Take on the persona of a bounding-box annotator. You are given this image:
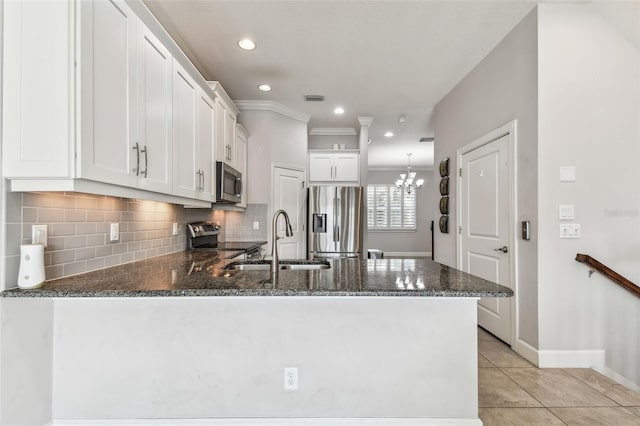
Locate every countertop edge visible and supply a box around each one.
[1,288,512,298]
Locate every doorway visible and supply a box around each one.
[272,164,306,259]
[457,121,517,345]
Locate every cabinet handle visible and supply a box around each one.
[140,145,148,178]
[196,170,201,191]
[200,170,205,191]
[132,142,140,176]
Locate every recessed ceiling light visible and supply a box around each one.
[398,114,406,123]
[334,107,345,115]
[238,39,256,51]
[257,84,271,92]
[384,131,394,138]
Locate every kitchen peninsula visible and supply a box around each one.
[1,253,511,425]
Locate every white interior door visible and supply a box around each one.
[273,166,306,259]
[459,133,513,344]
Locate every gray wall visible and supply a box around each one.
[536,3,639,386]
[432,9,539,347]
[366,170,433,254]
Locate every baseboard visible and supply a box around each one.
[595,365,640,393]
[52,418,482,426]
[514,338,539,366]
[538,349,605,368]
[383,252,431,257]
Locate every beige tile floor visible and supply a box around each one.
[477,327,640,425]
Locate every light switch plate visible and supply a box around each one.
[253,221,260,230]
[560,166,576,182]
[172,223,179,236]
[559,204,575,220]
[560,223,581,238]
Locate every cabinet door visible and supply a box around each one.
[137,22,172,193]
[80,0,137,186]
[334,153,360,182]
[308,153,334,181]
[226,110,237,168]
[214,98,228,166]
[235,128,248,207]
[197,91,215,201]
[172,60,198,198]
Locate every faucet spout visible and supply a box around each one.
[271,209,293,280]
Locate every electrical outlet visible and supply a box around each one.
[110,223,120,241]
[172,223,179,236]
[253,221,260,230]
[284,367,298,390]
[32,225,48,247]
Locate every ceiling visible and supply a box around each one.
[143,0,539,168]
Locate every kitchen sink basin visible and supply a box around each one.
[224,260,330,271]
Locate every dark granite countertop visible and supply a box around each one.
[214,241,266,251]
[0,252,513,298]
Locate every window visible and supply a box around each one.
[367,185,416,230]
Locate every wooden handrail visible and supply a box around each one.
[576,254,640,298]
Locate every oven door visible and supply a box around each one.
[216,162,242,203]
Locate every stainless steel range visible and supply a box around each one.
[186,222,266,259]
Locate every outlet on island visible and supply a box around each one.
[284,367,298,390]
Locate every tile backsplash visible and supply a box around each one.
[3,192,268,286]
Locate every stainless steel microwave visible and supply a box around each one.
[216,162,242,203]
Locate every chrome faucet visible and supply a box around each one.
[271,209,294,280]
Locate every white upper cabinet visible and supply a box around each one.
[2,0,220,206]
[197,91,215,201]
[308,151,360,184]
[235,124,249,208]
[210,82,239,169]
[136,22,173,193]
[172,61,198,199]
[79,0,137,187]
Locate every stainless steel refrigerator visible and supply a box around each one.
[308,186,363,258]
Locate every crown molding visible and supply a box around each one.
[357,116,375,127]
[206,81,239,115]
[309,128,357,136]
[233,100,311,123]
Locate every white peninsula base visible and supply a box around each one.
[2,297,481,425]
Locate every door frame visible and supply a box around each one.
[271,162,307,258]
[456,120,518,346]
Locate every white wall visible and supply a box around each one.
[432,9,539,347]
[537,3,640,387]
[241,110,307,206]
[1,298,54,426]
[239,109,308,248]
[52,297,478,420]
[366,170,433,254]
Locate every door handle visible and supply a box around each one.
[494,246,508,253]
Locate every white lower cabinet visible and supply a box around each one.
[308,152,360,184]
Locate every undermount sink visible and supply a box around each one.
[223,260,330,271]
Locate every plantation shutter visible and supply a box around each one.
[366,184,417,230]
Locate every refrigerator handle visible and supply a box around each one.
[334,195,339,242]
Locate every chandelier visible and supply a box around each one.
[395,153,424,194]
